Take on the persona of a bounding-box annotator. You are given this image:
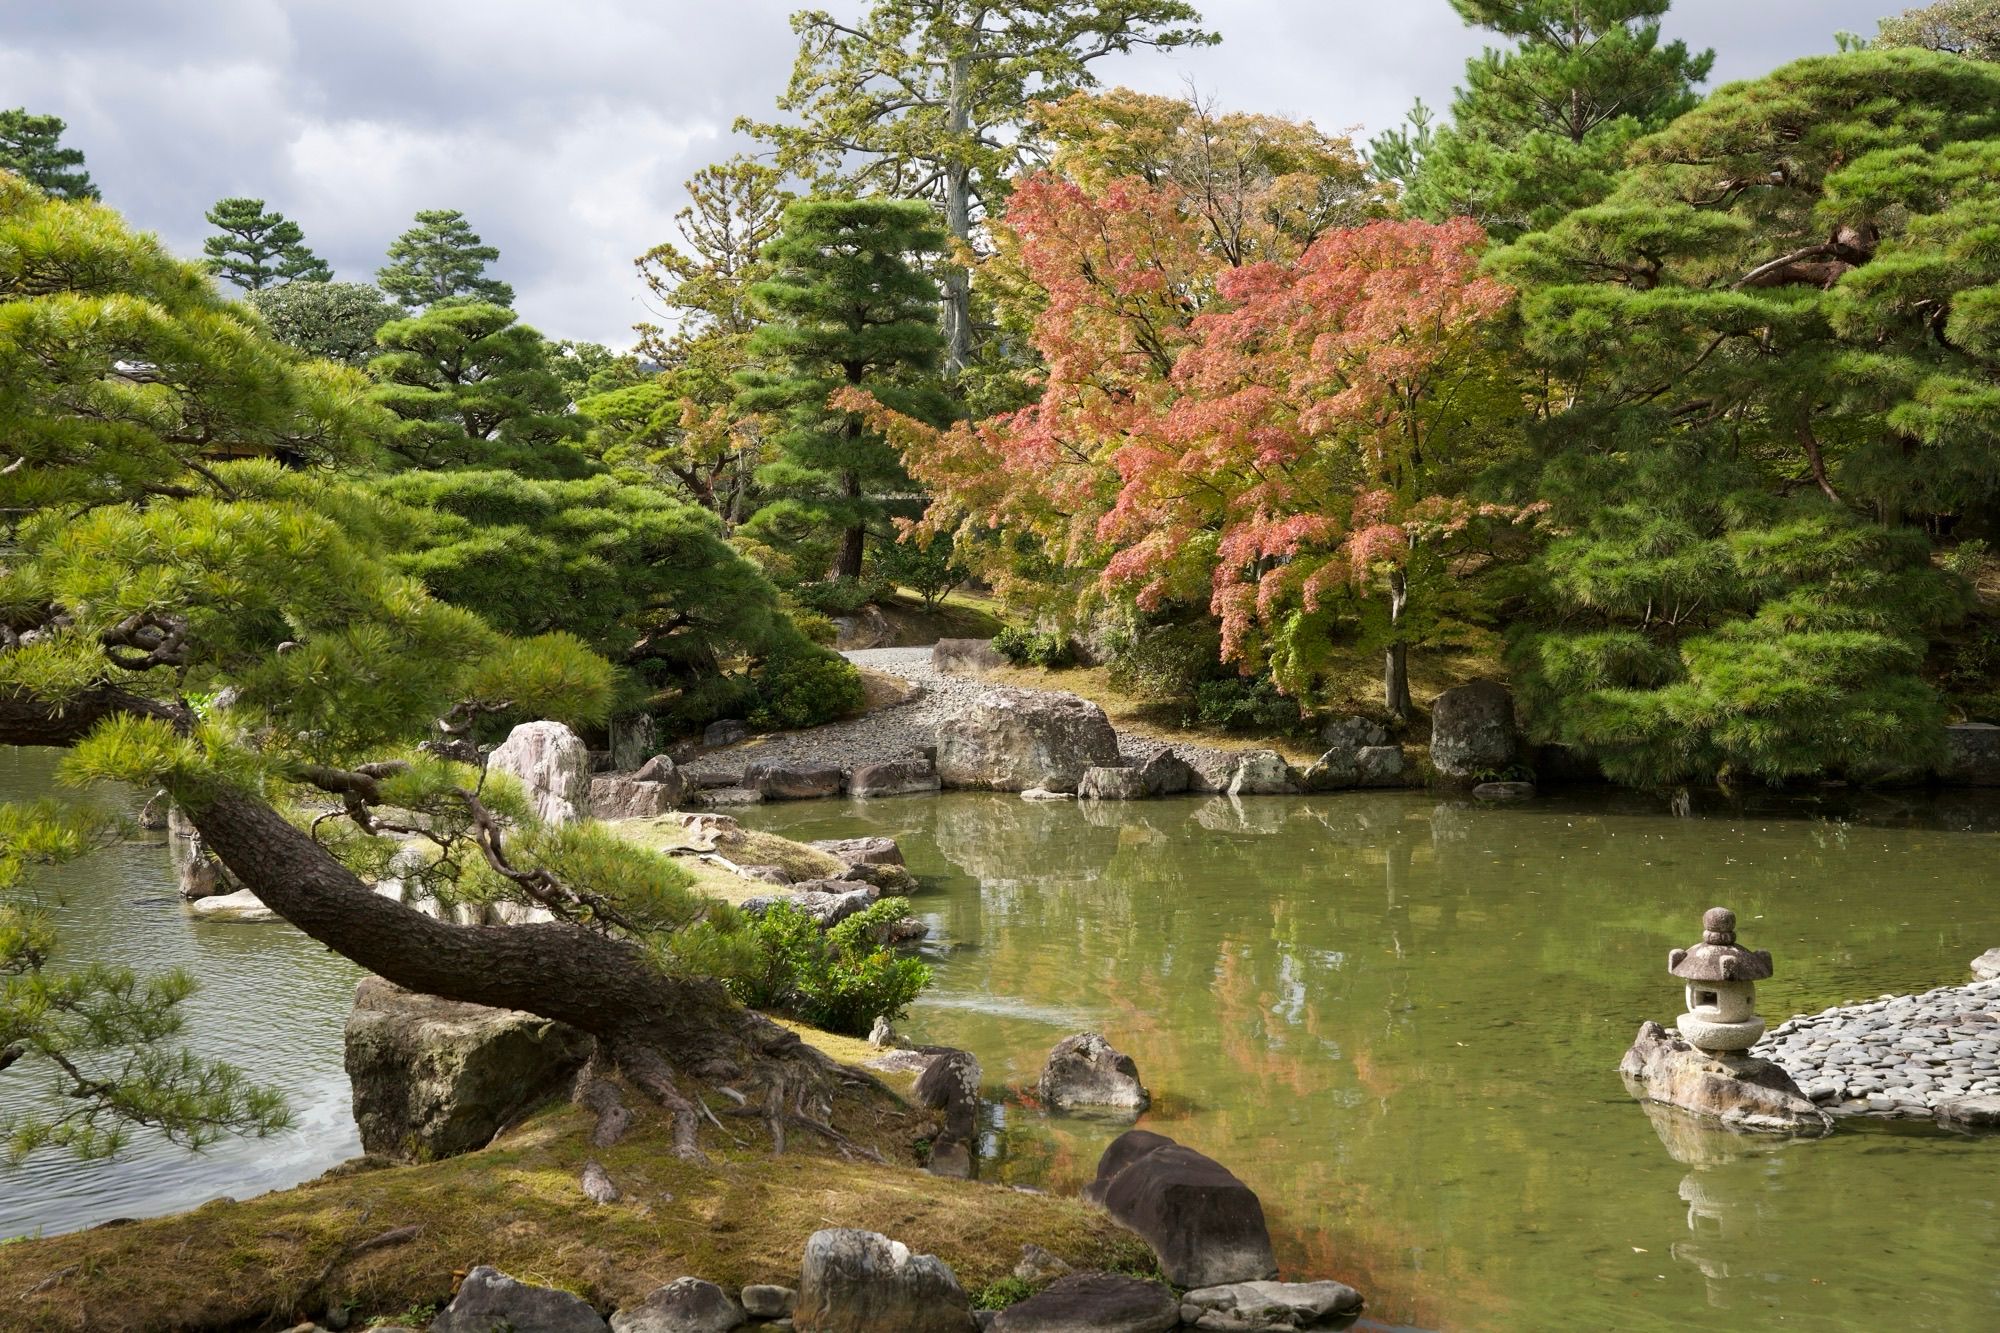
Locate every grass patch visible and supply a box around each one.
[0,1072,1147,1333]
[876,589,1009,647]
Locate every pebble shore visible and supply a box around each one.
[1756,977,2000,1120]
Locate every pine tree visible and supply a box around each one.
[0,108,97,200]
[377,208,513,309]
[742,1,1216,372]
[367,302,585,476]
[1382,1,1712,239]
[1493,49,1998,783]
[736,198,954,582]
[202,197,332,290]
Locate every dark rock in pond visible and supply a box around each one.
[745,762,845,801]
[741,1284,796,1319]
[1428,679,1519,782]
[1078,765,1148,801]
[809,835,905,867]
[989,1273,1179,1333]
[1135,749,1192,796]
[1082,1130,1278,1288]
[703,719,750,749]
[1618,1021,1831,1135]
[933,638,1007,677]
[610,1277,744,1333]
[430,1265,608,1333]
[1472,781,1534,801]
[851,755,942,798]
[1941,723,2000,786]
[936,688,1121,793]
[345,977,593,1163]
[794,1228,978,1332]
[1935,1096,2000,1130]
[1039,1032,1149,1113]
[1180,1279,1364,1328]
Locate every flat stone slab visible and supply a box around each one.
[1755,978,2000,1125]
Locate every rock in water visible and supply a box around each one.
[1038,1033,1149,1113]
[808,836,905,867]
[187,887,278,922]
[1973,948,2000,982]
[1082,1130,1279,1288]
[851,756,942,798]
[745,762,845,801]
[431,1266,608,1333]
[936,688,1120,793]
[1180,1279,1365,1328]
[488,720,592,824]
[988,1274,1179,1332]
[794,1228,978,1332]
[1078,765,1148,801]
[344,977,593,1162]
[1227,749,1296,796]
[1429,679,1519,782]
[1618,1021,1831,1135]
[1135,749,1192,796]
[610,1277,744,1332]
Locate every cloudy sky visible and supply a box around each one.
[4,0,1893,347]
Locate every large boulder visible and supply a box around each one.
[431,1266,608,1333]
[187,888,279,922]
[988,1274,1179,1333]
[851,756,941,798]
[1303,743,1409,792]
[1941,723,2000,786]
[740,885,879,929]
[1078,765,1148,801]
[1081,1130,1278,1288]
[794,1229,977,1332]
[610,714,659,773]
[914,1048,982,1178]
[1183,749,1240,794]
[1135,749,1192,796]
[1227,749,1296,796]
[932,638,1006,677]
[345,977,593,1162]
[1428,680,1518,782]
[936,689,1120,793]
[610,1278,745,1333]
[488,720,593,824]
[1180,1279,1365,1329]
[591,771,686,820]
[1319,715,1391,750]
[809,836,905,867]
[745,762,846,801]
[1039,1032,1149,1113]
[1618,1021,1832,1135]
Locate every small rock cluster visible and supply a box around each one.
[1754,974,2000,1123]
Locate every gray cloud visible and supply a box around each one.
[2,0,1894,346]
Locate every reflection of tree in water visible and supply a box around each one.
[748,789,2000,1331]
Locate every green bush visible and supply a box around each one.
[992,626,1078,670]
[1106,619,1228,701]
[792,575,892,617]
[750,642,866,730]
[1192,675,1306,736]
[876,533,968,608]
[724,898,932,1036]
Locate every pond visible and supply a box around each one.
[744,788,2000,1332]
[6,747,2000,1331]
[0,747,363,1241]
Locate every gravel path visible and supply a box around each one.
[682,645,1175,779]
[1758,977,2000,1121]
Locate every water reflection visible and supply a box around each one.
[748,788,2000,1332]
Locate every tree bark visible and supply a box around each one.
[1384,567,1414,720]
[835,469,866,579]
[941,54,974,376]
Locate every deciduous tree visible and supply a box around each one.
[247,281,399,366]
[742,1,1216,372]
[1875,0,2000,57]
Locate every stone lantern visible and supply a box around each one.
[1668,908,1772,1053]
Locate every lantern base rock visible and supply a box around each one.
[1620,1021,1833,1136]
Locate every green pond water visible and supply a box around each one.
[743,789,2000,1332]
[7,740,2000,1331]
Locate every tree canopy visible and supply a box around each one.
[247,280,400,367]
[0,109,97,200]
[202,197,332,291]
[378,209,514,309]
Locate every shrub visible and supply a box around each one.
[1106,619,1228,701]
[750,642,866,730]
[876,533,969,608]
[992,626,1078,670]
[791,575,891,617]
[724,898,932,1036]
[1192,674,1306,735]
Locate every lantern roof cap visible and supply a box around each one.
[1668,907,1773,982]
